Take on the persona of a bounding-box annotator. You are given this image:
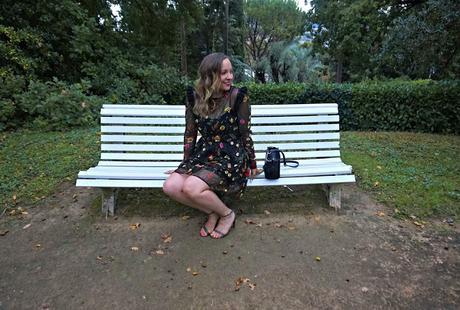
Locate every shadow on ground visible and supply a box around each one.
[0,183,459,309]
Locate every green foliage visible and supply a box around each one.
[241,80,460,134]
[244,0,307,82]
[0,74,27,130]
[309,0,460,82]
[14,79,103,130]
[342,132,460,219]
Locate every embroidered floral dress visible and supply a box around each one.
[175,86,257,200]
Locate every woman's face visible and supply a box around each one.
[219,58,234,92]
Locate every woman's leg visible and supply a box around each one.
[163,173,220,235]
[182,176,236,238]
[163,172,212,214]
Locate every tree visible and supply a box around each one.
[378,0,460,79]
[244,0,306,82]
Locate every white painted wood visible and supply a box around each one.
[101,117,185,125]
[101,115,339,125]
[102,103,338,110]
[251,115,339,124]
[96,157,343,167]
[252,124,339,133]
[100,150,341,161]
[100,132,340,143]
[77,174,355,188]
[101,126,184,134]
[79,164,352,180]
[100,141,340,152]
[101,106,338,117]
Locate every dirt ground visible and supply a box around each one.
[0,183,459,310]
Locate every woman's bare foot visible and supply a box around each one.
[199,212,219,237]
[210,210,236,239]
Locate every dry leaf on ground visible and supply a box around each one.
[376,211,385,217]
[22,223,31,230]
[130,223,141,230]
[181,215,190,220]
[264,210,271,215]
[161,233,172,243]
[130,246,139,251]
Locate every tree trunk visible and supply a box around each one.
[335,61,343,83]
[180,15,187,75]
[224,0,229,55]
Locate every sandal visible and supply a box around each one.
[210,210,236,239]
[199,212,218,237]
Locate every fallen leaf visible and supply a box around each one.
[181,215,190,220]
[287,225,296,230]
[0,230,9,236]
[244,219,256,225]
[409,215,417,220]
[96,256,103,260]
[186,267,192,272]
[255,223,263,228]
[21,211,29,215]
[23,223,31,230]
[361,287,369,293]
[13,194,17,202]
[153,249,165,255]
[274,223,283,228]
[376,211,385,217]
[315,256,321,261]
[235,277,251,291]
[377,165,382,170]
[130,223,141,230]
[161,233,172,243]
[373,181,380,187]
[8,210,16,216]
[248,283,256,290]
[192,271,199,276]
[413,221,424,228]
[131,246,139,251]
[264,210,271,215]
[35,244,41,248]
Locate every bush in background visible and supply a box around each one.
[14,78,103,131]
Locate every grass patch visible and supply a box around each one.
[0,128,100,208]
[342,132,460,219]
[1,128,458,220]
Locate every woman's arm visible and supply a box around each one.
[182,87,197,161]
[236,88,257,172]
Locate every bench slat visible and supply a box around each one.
[101,132,340,143]
[101,107,338,117]
[100,150,341,161]
[96,157,344,167]
[100,124,339,134]
[100,142,340,152]
[100,115,339,125]
[76,174,355,188]
[102,103,338,110]
[79,164,352,180]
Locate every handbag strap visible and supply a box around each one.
[279,150,299,168]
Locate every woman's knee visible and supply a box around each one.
[163,177,182,197]
[182,178,204,199]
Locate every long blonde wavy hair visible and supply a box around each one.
[193,53,229,117]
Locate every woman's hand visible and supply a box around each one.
[249,168,263,179]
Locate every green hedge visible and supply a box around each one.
[241,80,460,134]
[1,78,458,133]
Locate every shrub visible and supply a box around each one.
[0,74,27,130]
[15,78,103,130]
[238,80,459,134]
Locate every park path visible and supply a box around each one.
[0,183,458,309]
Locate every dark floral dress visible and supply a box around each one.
[175,86,257,200]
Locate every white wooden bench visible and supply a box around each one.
[76,103,355,215]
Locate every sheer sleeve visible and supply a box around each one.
[182,86,197,161]
[236,87,257,169]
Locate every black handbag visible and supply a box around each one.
[263,147,299,179]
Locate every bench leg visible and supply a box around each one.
[322,184,342,212]
[101,188,117,216]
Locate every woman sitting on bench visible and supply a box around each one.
[163,53,261,239]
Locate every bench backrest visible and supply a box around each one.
[99,103,342,167]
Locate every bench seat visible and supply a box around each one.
[76,103,355,215]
